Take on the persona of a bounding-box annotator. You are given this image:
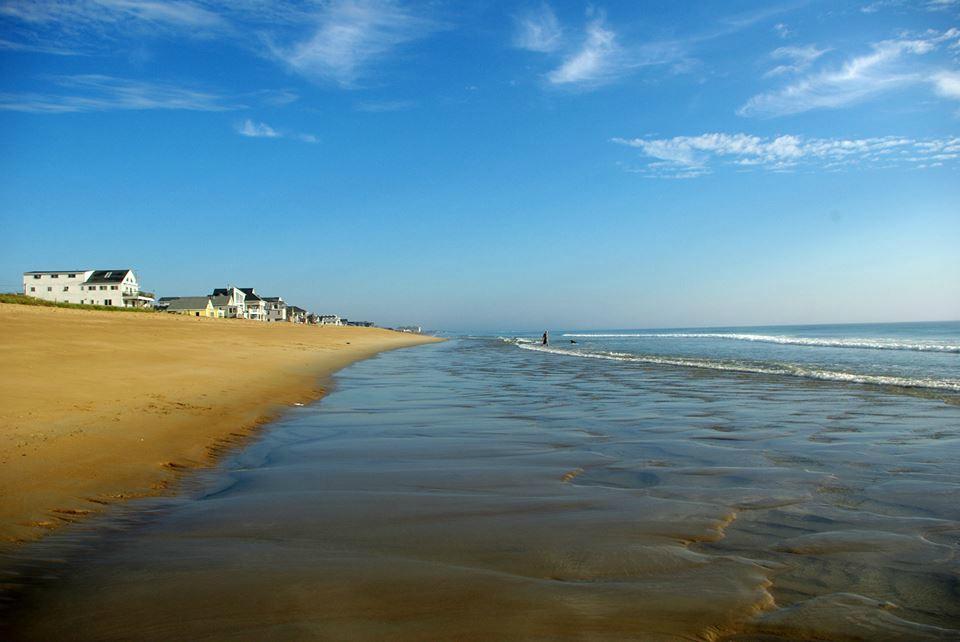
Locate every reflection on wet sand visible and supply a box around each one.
[3,339,959,640]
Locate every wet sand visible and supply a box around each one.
[2,337,959,640]
[0,303,438,549]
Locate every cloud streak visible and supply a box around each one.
[355,99,415,112]
[546,13,620,86]
[512,2,563,53]
[0,74,235,112]
[522,4,780,91]
[764,44,830,77]
[266,0,440,87]
[236,118,318,143]
[0,0,225,31]
[613,132,960,178]
[740,29,960,117]
[237,119,279,138]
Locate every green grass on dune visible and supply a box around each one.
[0,293,157,313]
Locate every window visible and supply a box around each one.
[68,274,75,278]
[33,274,41,279]
[104,299,112,306]
[100,285,107,290]
[47,286,52,292]
[51,274,59,279]
[63,286,69,292]
[29,287,35,292]
[110,285,118,290]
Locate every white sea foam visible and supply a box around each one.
[560,333,960,353]
[517,343,960,393]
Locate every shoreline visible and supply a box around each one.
[0,303,440,551]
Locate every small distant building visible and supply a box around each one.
[166,297,217,317]
[397,326,422,334]
[156,296,180,311]
[287,306,307,324]
[263,296,287,322]
[211,287,247,318]
[22,269,154,308]
[239,288,267,321]
[317,314,341,326]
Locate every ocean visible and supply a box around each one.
[511,321,960,394]
[3,321,959,640]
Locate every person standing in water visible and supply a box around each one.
[542,331,549,346]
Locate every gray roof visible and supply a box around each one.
[24,270,86,275]
[210,295,232,307]
[85,269,132,284]
[239,288,263,302]
[262,296,284,303]
[167,297,212,311]
[211,287,242,297]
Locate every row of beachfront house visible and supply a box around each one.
[21,270,352,325]
[158,287,344,325]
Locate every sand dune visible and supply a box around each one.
[0,303,438,548]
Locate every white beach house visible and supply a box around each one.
[263,296,287,322]
[22,269,154,308]
[239,288,267,321]
[210,287,247,319]
[287,306,307,324]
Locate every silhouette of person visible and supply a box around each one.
[542,331,549,346]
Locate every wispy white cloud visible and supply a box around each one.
[613,132,960,178]
[0,36,81,55]
[931,70,960,99]
[237,119,279,138]
[546,12,621,87]
[0,0,224,33]
[266,0,440,87]
[773,22,791,39]
[0,74,235,112]
[740,29,960,117]
[255,89,299,107]
[513,2,563,53]
[862,0,959,13]
[97,0,223,27]
[765,44,830,77]
[529,4,788,91]
[355,99,415,112]
[0,0,227,58]
[236,118,318,143]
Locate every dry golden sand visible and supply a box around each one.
[0,303,439,548]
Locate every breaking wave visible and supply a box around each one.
[560,333,960,353]
[514,342,960,393]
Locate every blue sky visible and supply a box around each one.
[1,0,958,330]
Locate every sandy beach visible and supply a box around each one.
[0,303,439,549]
